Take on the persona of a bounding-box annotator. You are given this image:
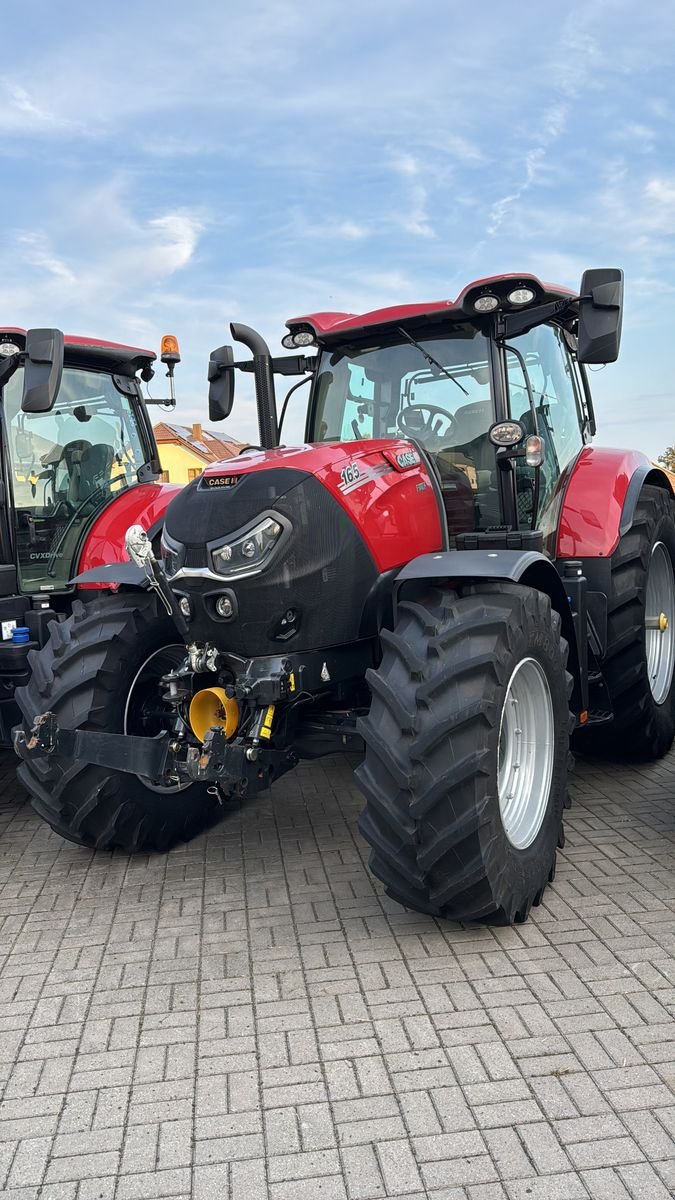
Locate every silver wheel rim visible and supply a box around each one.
[645,541,675,705]
[123,644,191,793]
[498,657,555,850]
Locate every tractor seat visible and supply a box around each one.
[54,439,91,505]
[76,444,115,503]
[449,400,492,445]
[437,400,495,478]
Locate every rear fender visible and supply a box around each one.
[556,447,673,560]
[395,548,579,699]
[76,482,180,591]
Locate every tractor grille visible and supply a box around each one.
[184,546,207,568]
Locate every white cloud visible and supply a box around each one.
[145,213,203,274]
[442,134,485,165]
[645,176,675,211]
[288,212,370,241]
[0,79,77,132]
[485,3,608,237]
[335,221,368,240]
[388,153,435,238]
[17,233,77,284]
[391,153,419,178]
[0,180,205,332]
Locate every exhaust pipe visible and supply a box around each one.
[230,323,278,449]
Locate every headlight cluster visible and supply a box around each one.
[161,514,287,582]
[211,516,283,578]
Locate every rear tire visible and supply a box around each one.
[356,583,572,923]
[15,592,226,851]
[579,485,675,760]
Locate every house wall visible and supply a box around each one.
[156,443,206,485]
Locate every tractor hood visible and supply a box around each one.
[165,440,444,574]
[161,440,443,657]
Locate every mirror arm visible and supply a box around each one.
[0,354,22,389]
[500,298,574,340]
[232,354,315,376]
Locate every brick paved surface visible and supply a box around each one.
[0,748,674,1199]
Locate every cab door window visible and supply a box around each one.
[505,324,584,529]
[339,365,374,440]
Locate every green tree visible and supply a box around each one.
[658,446,675,472]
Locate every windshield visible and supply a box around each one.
[4,366,150,593]
[310,325,501,533]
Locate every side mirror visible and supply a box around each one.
[14,431,33,462]
[208,344,235,421]
[577,268,623,365]
[21,328,64,413]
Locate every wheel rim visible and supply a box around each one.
[123,643,190,793]
[498,657,555,850]
[645,541,675,705]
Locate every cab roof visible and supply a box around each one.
[0,328,156,378]
[286,274,578,341]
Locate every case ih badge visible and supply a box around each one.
[384,447,421,470]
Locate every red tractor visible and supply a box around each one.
[15,269,675,923]
[0,327,181,741]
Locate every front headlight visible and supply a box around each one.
[211,515,285,578]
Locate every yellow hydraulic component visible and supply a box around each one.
[189,687,239,742]
[660,612,669,632]
[259,705,275,739]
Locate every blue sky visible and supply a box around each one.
[2,0,675,454]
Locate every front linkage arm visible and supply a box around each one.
[14,711,295,797]
[15,712,171,778]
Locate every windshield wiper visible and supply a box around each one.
[47,474,128,577]
[397,327,468,395]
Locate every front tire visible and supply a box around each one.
[356,583,572,923]
[15,592,226,851]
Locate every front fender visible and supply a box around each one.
[556,447,673,559]
[395,550,571,622]
[395,548,548,589]
[395,548,579,698]
[70,562,149,588]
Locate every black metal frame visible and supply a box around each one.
[16,637,377,782]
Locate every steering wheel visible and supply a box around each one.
[398,404,457,445]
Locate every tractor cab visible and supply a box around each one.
[296,275,604,551]
[0,328,177,595]
[207,269,621,557]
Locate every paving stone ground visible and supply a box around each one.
[0,747,674,1200]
